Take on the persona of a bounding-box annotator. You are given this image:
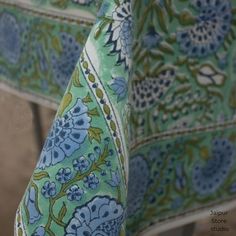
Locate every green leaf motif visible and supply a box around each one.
[72,68,83,87]
[88,107,100,117]
[51,0,69,9]
[52,36,62,53]
[82,93,93,103]
[114,0,120,6]
[33,171,50,181]
[94,17,113,39]
[164,0,174,22]
[58,92,72,117]
[207,87,224,100]
[17,228,23,236]
[58,202,67,221]
[159,42,174,55]
[229,133,236,142]
[88,127,103,143]
[155,4,168,33]
[177,10,196,26]
[200,146,209,160]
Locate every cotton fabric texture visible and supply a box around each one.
[12,0,236,235]
[0,0,97,107]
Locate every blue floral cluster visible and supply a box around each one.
[148,144,177,185]
[65,196,124,235]
[55,167,72,183]
[106,168,121,187]
[0,12,21,64]
[192,138,235,195]
[37,98,91,169]
[110,77,128,102]
[142,26,162,49]
[127,154,149,217]
[73,156,90,172]
[66,185,84,201]
[41,181,57,198]
[83,173,99,189]
[51,32,82,90]
[177,0,232,57]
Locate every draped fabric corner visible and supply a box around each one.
[12,0,236,235]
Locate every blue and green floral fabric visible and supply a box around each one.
[14,0,236,235]
[0,0,97,104]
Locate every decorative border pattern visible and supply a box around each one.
[131,119,236,151]
[80,46,128,182]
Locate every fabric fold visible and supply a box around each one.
[15,1,131,235]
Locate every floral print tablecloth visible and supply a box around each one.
[0,0,99,107]
[12,0,236,235]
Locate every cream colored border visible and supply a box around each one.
[0,81,59,110]
[0,0,96,24]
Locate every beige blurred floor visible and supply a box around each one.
[1,90,236,236]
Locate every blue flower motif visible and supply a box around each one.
[0,12,21,64]
[51,32,82,91]
[110,77,128,102]
[106,1,132,70]
[127,155,149,217]
[32,226,45,236]
[41,181,56,198]
[106,168,121,187]
[177,0,232,57]
[175,163,186,190]
[130,69,175,111]
[192,138,235,195]
[66,185,84,201]
[37,98,91,169]
[65,196,124,235]
[24,186,41,224]
[83,173,99,189]
[88,153,96,162]
[148,147,163,164]
[55,168,72,184]
[142,26,162,49]
[73,156,90,172]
